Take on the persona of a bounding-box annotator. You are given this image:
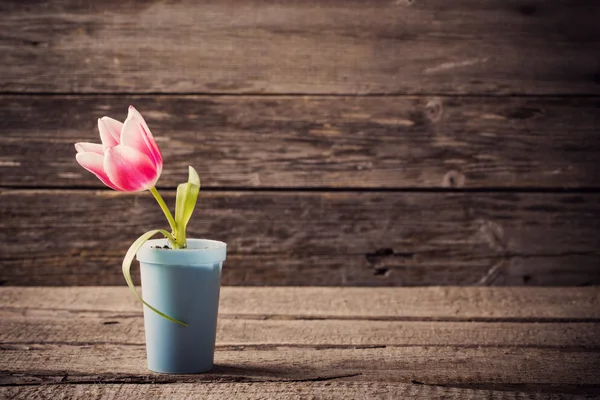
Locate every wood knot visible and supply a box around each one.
[424,99,443,122]
[442,170,465,187]
[366,248,414,278]
[373,267,389,276]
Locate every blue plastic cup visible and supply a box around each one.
[137,238,227,374]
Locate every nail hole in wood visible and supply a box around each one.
[443,170,465,188]
[424,99,443,122]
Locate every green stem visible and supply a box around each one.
[149,187,180,247]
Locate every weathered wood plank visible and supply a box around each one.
[4,316,600,349]
[0,382,591,400]
[2,287,599,320]
[2,96,600,189]
[2,344,599,387]
[1,190,599,286]
[2,288,598,395]
[1,1,598,94]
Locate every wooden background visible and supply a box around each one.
[1,0,599,286]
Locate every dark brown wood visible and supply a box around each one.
[1,190,599,286]
[2,95,600,189]
[1,287,599,397]
[0,0,598,94]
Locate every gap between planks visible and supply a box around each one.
[4,92,600,98]
[3,307,600,324]
[3,343,600,353]
[4,186,600,193]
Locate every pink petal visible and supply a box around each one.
[75,142,104,154]
[75,152,121,191]
[103,145,159,192]
[98,117,123,148]
[120,118,152,161]
[126,106,162,168]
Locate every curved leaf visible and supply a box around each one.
[174,166,201,248]
[122,229,188,326]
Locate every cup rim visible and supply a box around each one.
[137,238,227,265]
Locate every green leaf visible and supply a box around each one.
[174,166,201,248]
[122,229,188,327]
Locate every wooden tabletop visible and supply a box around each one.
[1,287,599,399]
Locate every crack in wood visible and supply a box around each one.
[467,251,600,260]
[477,261,505,286]
[227,315,600,323]
[3,307,600,323]
[5,92,600,98]
[475,250,600,285]
[365,248,415,263]
[0,371,363,387]
[3,343,600,352]
[0,343,387,351]
[4,186,600,193]
[1,251,596,263]
[420,381,600,396]
[365,248,414,277]
[3,371,599,395]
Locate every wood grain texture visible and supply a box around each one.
[3,382,585,400]
[3,287,599,319]
[4,316,600,349]
[0,1,598,94]
[2,95,600,189]
[1,287,598,396]
[1,190,599,286]
[2,343,599,390]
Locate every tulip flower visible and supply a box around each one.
[75,106,201,327]
[75,105,162,192]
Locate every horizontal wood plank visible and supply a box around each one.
[2,287,599,319]
[1,190,599,286]
[2,344,599,387]
[3,382,582,400]
[4,316,600,349]
[0,316,600,352]
[2,96,600,189]
[0,1,598,94]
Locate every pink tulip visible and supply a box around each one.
[75,106,163,192]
